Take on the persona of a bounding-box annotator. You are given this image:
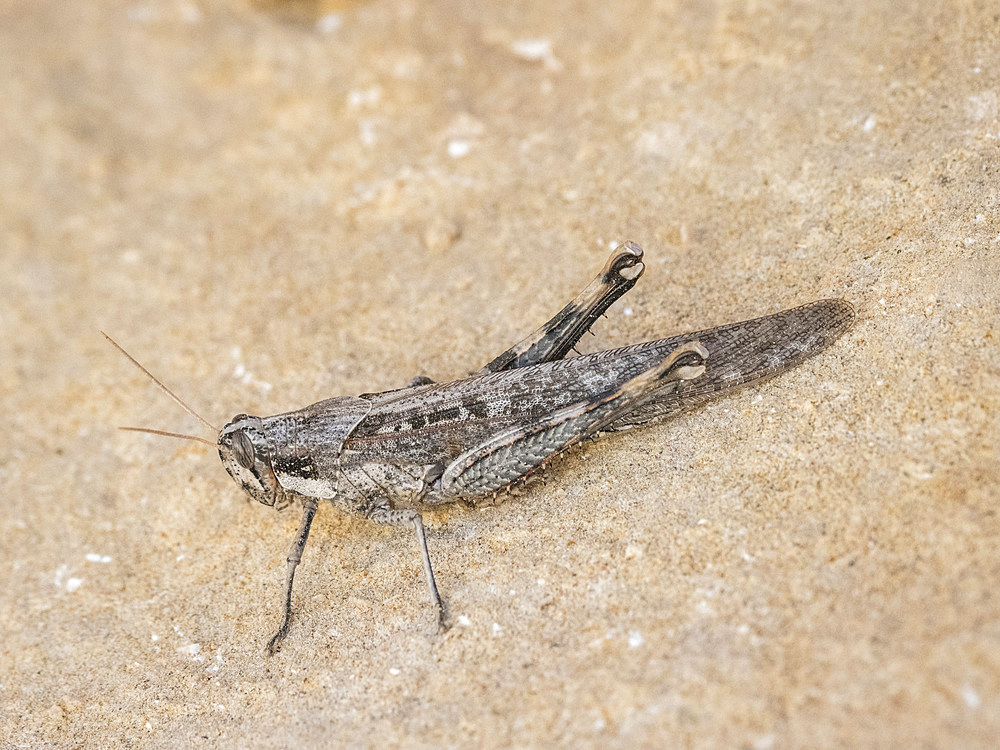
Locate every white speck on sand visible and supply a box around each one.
[54,565,83,592]
[509,39,563,71]
[207,649,224,673]
[448,140,470,158]
[510,38,550,61]
[961,684,981,709]
[178,2,200,23]
[348,87,381,108]
[316,14,342,34]
[359,119,377,146]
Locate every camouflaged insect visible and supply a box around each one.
[109,242,854,653]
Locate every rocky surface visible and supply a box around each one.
[2,1,997,746]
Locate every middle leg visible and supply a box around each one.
[368,506,448,632]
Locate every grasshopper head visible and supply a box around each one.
[218,415,282,507]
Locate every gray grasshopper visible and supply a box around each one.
[106,242,854,653]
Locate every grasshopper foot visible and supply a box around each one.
[434,600,451,635]
[265,620,291,656]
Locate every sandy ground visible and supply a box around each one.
[2,0,998,747]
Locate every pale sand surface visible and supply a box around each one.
[1,1,998,747]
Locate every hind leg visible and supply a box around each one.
[480,242,645,373]
[444,341,707,499]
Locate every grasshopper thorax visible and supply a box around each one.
[218,414,282,507]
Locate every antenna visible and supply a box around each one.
[101,331,219,433]
[118,426,217,447]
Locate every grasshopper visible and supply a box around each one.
[105,242,854,653]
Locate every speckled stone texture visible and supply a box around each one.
[1,1,998,747]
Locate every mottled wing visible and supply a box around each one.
[342,299,854,466]
[605,298,856,429]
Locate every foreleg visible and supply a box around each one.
[266,497,319,655]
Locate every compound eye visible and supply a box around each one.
[232,430,255,469]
